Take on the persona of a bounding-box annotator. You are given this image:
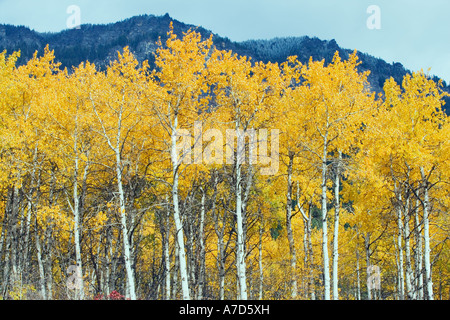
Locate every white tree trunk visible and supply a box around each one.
[420,167,433,300]
[215,208,226,300]
[212,173,226,300]
[22,147,38,283]
[164,202,171,300]
[298,196,316,300]
[302,215,309,298]
[258,212,264,300]
[414,198,424,299]
[92,100,137,299]
[72,138,84,300]
[356,245,361,300]
[104,225,112,297]
[364,233,372,300]
[218,233,225,300]
[332,151,342,300]
[321,133,331,300]
[197,188,206,300]
[403,193,414,299]
[35,216,46,299]
[235,124,248,300]
[286,153,297,299]
[396,185,405,300]
[172,242,179,298]
[115,148,137,300]
[171,115,191,300]
[22,200,32,280]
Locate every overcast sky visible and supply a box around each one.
[0,0,449,83]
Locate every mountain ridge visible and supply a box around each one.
[1,13,449,110]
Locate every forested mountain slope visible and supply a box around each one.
[1,13,448,110]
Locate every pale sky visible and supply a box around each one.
[0,0,449,83]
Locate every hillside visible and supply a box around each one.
[0,13,448,108]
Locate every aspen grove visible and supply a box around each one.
[0,26,449,300]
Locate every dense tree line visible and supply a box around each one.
[0,26,449,300]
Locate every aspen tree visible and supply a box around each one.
[150,25,213,300]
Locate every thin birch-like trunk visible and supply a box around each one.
[211,173,226,300]
[302,213,309,299]
[186,194,196,298]
[164,202,171,300]
[403,190,413,299]
[396,185,405,300]
[197,188,206,300]
[420,167,433,300]
[393,234,400,300]
[258,212,264,300]
[9,186,20,292]
[22,200,32,282]
[414,198,424,299]
[332,151,342,300]
[297,192,315,300]
[104,223,112,297]
[218,233,225,300]
[45,227,53,300]
[1,196,11,298]
[356,245,361,300]
[171,114,190,300]
[235,124,247,300]
[22,146,38,283]
[215,206,227,300]
[0,206,7,288]
[172,241,179,299]
[72,136,84,300]
[321,131,330,300]
[35,217,46,299]
[364,233,372,300]
[285,153,297,299]
[115,147,136,300]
